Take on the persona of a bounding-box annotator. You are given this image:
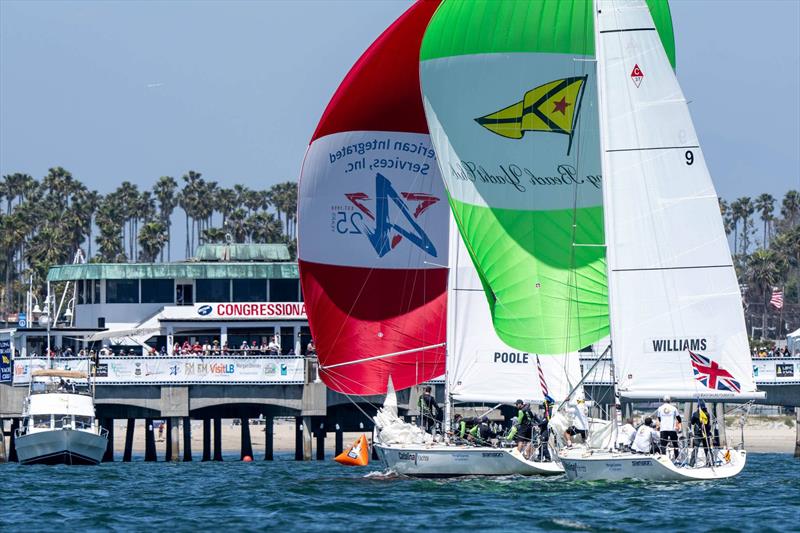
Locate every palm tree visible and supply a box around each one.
[781,190,799,229]
[215,188,237,228]
[754,193,775,248]
[734,197,755,257]
[747,249,788,339]
[138,220,168,262]
[153,176,178,261]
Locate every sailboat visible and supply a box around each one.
[373,214,580,476]
[556,0,764,481]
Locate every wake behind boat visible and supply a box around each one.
[15,368,108,465]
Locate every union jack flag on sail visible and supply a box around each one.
[689,351,741,393]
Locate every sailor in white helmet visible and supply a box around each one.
[657,395,681,460]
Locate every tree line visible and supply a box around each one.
[719,191,800,341]
[0,168,297,318]
[1,168,798,340]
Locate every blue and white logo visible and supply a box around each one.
[197,305,213,316]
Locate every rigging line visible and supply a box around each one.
[319,343,447,370]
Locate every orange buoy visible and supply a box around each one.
[243,455,253,462]
[334,434,370,466]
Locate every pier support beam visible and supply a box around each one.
[102,418,114,462]
[8,418,19,462]
[240,417,252,460]
[165,419,173,461]
[144,418,157,462]
[168,417,181,462]
[1,419,7,463]
[123,418,135,462]
[315,422,325,461]
[335,424,343,456]
[202,419,211,461]
[302,416,312,461]
[295,417,303,461]
[794,409,800,459]
[213,418,223,461]
[183,418,192,462]
[264,417,273,461]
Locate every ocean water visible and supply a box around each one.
[1,453,797,532]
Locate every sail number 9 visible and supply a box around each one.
[685,150,694,166]
[335,211,363,234]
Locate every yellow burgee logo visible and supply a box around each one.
[475,76,587,155]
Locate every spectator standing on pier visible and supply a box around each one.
[268,337,281,355]
[307,339,316,356]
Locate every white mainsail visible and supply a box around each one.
[596,0,760,400]
[446,214,581,404]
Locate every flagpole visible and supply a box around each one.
[779,285,785,344]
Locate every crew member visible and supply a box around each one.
[418,386,440,433]
[564,399,589,448]
[690,400,713,467]
[533,403,552,462]
[468,416,496,446]
[616,418,637,451]
[632,417,659,454]
[506,400,533,453]
[657,395,680,460]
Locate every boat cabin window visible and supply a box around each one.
[74,416,93,429]
[33,415,51,428]
[53,415,73,429]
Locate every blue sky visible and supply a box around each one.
[1,0,798,256]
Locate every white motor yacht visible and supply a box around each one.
[15,369,108,465]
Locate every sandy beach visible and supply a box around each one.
[107,415,797,458]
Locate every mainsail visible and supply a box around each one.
[595,0,760,400]
[298,0,447,395]
[419,0,675,354]
[446,214,581,404]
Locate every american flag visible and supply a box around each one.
[536,354,549,398]
[689,351,741,393]
[770,288,784,310]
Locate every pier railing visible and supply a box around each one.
[10,356,308,386]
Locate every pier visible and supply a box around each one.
[1,354,798,462]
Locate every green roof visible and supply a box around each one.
[194,244,291,262]
[47,262,299,282]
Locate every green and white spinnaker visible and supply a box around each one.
[420,0,676,354]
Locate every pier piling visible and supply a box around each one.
[0,419,7,463]
[145,418,157,462]
[295,417,303,460]
[264,416,274,461]
[315,422,325,461]
[8,418,19,462]
[335,424,343,456]
[213,418,223,461]
[795,409,800,459]
[202,419,211,461]
[302,416,312,461]
[165,419,172,461]
[183,417,192,461]
[102,418,114,462]
[168,417,181,461]
[123,418,135,462]
[240,417,253,460]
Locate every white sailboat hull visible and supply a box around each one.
[559,448,746,481]
[15,429,108,465]
[375,443,564,477]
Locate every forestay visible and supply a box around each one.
[595,0,760,400]
[446,215,581,404]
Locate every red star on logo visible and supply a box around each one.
[552,96,571,115]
